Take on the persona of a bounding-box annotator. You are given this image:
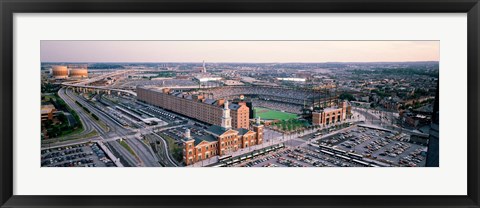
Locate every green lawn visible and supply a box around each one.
[158,133,183,162]
[119,139,138,160]
[254,107,298,120]
[59,129,97,141]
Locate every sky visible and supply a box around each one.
[41,41,439,63]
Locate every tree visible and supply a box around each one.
[173,147,183,162]
[339,93,355,101]
[57,113,67,123]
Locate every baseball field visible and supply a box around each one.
[253,107,298,120]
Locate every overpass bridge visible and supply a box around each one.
[61,70,137,96]
[62,83,137,96]
[60,70,220,97]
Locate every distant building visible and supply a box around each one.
[51,66,69,79]
[277,77,306,82]
[192,60,207,73]
[379,97,403,111]
[350,101,371,108]
[222,80,244,86]
[69,67,89,78]
[175,75,190,80]
[137,87,250,129]
[50,65,88,79]
[399,110,432,128]
[295,71,312,79]
[202,60,207,73]
[195,76,222,82]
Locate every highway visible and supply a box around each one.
[45,88,139,167]
[55,88,96,139]
[41,88,102,147]
[67,89,142,159]
[126,138,161,167]
[65,89,117,138]
[66,88,165,167]
[106,140,139,167]
[61,70,137,96]
[46,84,183,167]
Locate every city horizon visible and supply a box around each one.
[41,60,440,64]
[41,41,440,63]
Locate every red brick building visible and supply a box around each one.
[182,102,264,166]
[137,87,249,129]
[312,101,351,126]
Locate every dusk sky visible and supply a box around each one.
[41,41,439,63]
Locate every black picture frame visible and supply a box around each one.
[1,0,479,207]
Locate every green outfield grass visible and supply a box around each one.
[254,107,298,120]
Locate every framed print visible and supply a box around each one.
[1,0,479,208]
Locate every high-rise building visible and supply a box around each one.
[202,60,207,73]
[426,83,439,167]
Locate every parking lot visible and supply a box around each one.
[231,146,365,167]
[41,143,116,167]
[226,124,428,167]
[160,124,207,144]
[316,125,427,167]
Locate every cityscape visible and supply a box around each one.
[40,41,439,167]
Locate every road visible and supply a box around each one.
[352,107,398,127]
[107,140,139,167]
[42,88,137,167]
[352,107,421,135]
[68,87,177,167]
[68,89,154,165]
[61,70,137,96]
[48,88,96,141]
[44,86,188,167]
[147,133,179,167]
[126,137,161,167]
[42,88,108,146]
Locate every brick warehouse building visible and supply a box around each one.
[182,101,264,166]
[137,86,250,129]
[312,101,352,126]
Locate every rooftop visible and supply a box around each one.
[138,86,247,111]
[41,104,56,114]
[235,128,251,136]
[229,103,240,110]
[206,125,229,135]
[194,134,217,145]
[204,99,216,105]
